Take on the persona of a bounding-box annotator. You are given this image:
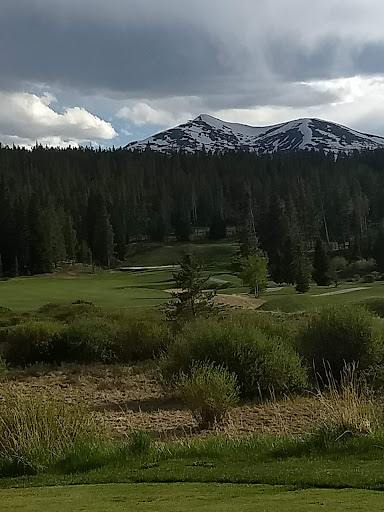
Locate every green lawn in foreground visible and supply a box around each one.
[1,483,383,512]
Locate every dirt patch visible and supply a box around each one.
[0,365,323,439]
[165,290,264,310]
[214,294,264,310]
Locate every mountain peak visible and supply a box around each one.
[125,115,384,155]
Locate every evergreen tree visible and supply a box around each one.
[166,253,216,324]
[295,252,311,293]
[148,212,167,242]
[373,229,384,270]
[14,256,19,278]
[63,214,79,261]
[208,215,227,240]
[28,196,52,274]
[312,239,331,286]
[46,205,67,267]
[92,199,115,268]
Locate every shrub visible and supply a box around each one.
[0,356,6,376]
[362,298,384,318]
[1,321,62,366]
[0,306,24,328]
[177,362,239,428]
[346,259,377,278]
[0,391,101,475]
[162,317,307,398]
[38,301,101,323]
[112,320,172,362]
[59,318,115,363]
[363,273,375,283]
[299,305,378,379]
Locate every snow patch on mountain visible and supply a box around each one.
[125,115,384,155]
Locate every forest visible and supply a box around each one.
[1,145,384,277]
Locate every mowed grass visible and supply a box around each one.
[1,483,384,512]
[0,270,173,312]
[261,282,384,312]
[126,241,238,270]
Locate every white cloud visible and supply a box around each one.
[0,91,116,148]
[117,96,203,128]
[212,75,384,136]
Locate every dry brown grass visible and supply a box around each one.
[312,363,381,435]
[0,364,327,440]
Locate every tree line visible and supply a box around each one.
[1,144,384,278]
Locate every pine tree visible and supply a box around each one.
[208,215,227,240]
[373,229,384,270]
[63,214,79,262]
[312,239,331,286]
[14,256,19,278]
[28,196,52,274]
[295,252,312,293]
[92,199,115,268]
[166,253,216,324]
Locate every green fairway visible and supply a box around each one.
[1,483,384,512]
[261,281,384,312]
[0,271,173,312]
[126,241,238,270]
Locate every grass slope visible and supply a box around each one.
[1,483,384,512]
[0,271,172,312]
[261,282,384,312]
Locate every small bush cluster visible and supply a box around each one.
[298,305,380,379]
[0,321,63,366]
[162,316,307,398]
[38,301,101,323]
[362,298,384,318]
[177,362,239,428]
[0,303,172,366]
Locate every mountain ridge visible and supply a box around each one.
[125,115,384,155]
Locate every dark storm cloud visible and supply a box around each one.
[2,0,380,107]
[3,0,384,144]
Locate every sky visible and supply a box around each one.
[2,0,384,148]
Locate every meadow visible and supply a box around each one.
[2,239,384,510]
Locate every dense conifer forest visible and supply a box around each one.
[1,145,384,278]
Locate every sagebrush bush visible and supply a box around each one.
[112,320,172,362]
[177,362,239,428]
[299,305,378,379]
[0,320,62,366]
[59,318,115,363]
[363,273,375,283]
[0,391,101,475]
[38,301,101,323]
[161,317,307,398]
[362,298,384,318]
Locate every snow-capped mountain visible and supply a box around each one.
[125,114,384,155]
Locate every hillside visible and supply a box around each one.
[125,115,384,155]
